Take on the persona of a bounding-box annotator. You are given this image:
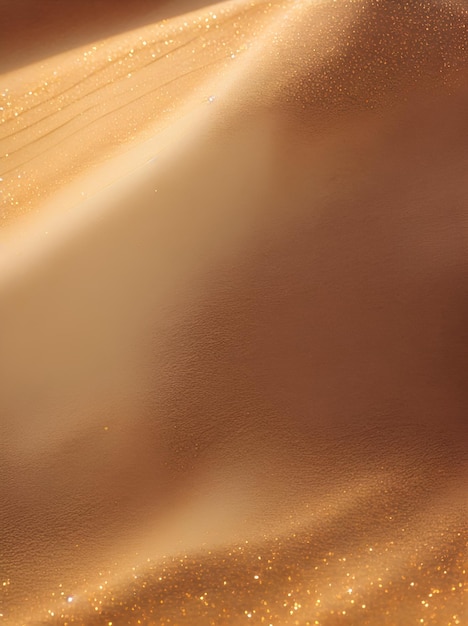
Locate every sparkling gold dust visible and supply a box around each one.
[6,522,466,626]
[0,1,281,225]
[1,1,466,225]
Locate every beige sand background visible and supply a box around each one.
[0,1,467,624]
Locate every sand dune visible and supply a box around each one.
[0,1,467,624]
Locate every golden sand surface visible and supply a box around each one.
[0,1,466,624]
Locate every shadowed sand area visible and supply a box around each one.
[0,1,467,624]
